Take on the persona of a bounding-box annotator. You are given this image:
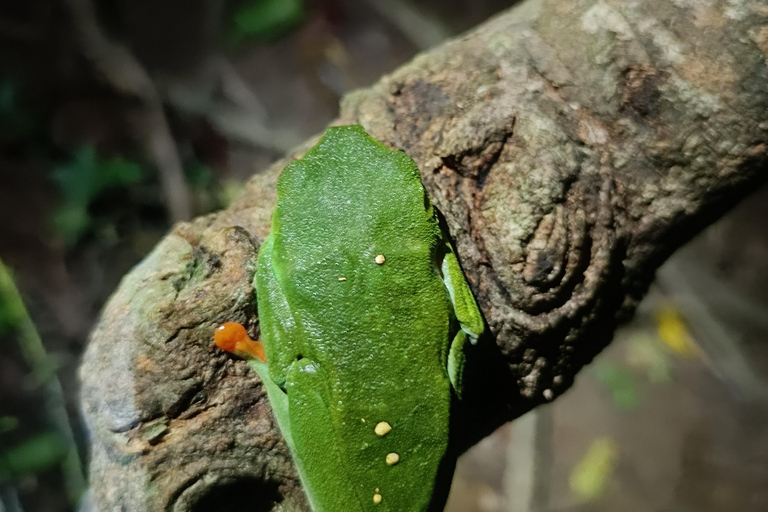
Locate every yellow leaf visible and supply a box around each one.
[569,437,619,501]
[655,305,697,357]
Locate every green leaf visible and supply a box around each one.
[594,362,639,411]
[229,0,304,43]
[51,147,144,245]
[0,431,68,480]
[99,156,144,189]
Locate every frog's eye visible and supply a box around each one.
[214,322,247,352]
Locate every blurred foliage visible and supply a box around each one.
[0,264,25,337]
[626,333,672,383]
[185,161,213,190]
[596,317,693,411]
[229,0,305,44]
[655,304,698,357]
[569,437,619,501]
[594,362,639,411]
[0,260,85,503]
[0,417,20,434]
[219,179,246,207]
[0,261,56,386]
[51,147,144,246]
[0,432,68,481]
[0,81,36,141]
[186,160,235,215]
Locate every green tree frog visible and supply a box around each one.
[215,125,484,512]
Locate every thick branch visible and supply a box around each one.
[80,0,768,510]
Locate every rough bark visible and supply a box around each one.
[80,0,768,510]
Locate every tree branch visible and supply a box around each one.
[80,0,768,509]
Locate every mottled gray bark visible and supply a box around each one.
[80,0,768,510]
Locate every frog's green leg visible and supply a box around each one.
[255,234,304,388]
[256,237,364,510]
[446,329,468,398]
[284,359,366,512]
[441,247,484,395]
[248,360,295,451]
[249,359,364,511]
[441,248,484,342]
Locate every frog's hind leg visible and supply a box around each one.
[255,234,306,388]
[440,249,484,342]
[285,359,367,512]
[447,330,468,399]
[441,245,484,398]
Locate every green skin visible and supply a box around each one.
[250,125,484,512]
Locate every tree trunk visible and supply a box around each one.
[80,0,768,510]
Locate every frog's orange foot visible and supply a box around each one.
[214,322,267,363]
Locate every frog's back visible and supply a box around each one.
[266,126,457,511]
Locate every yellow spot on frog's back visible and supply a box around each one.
[374,254,386,265]
[338,277,347,281]
[373,493,382,505]
[386,453,400,465]
[361,418,366,423]
[375,422,391,436]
